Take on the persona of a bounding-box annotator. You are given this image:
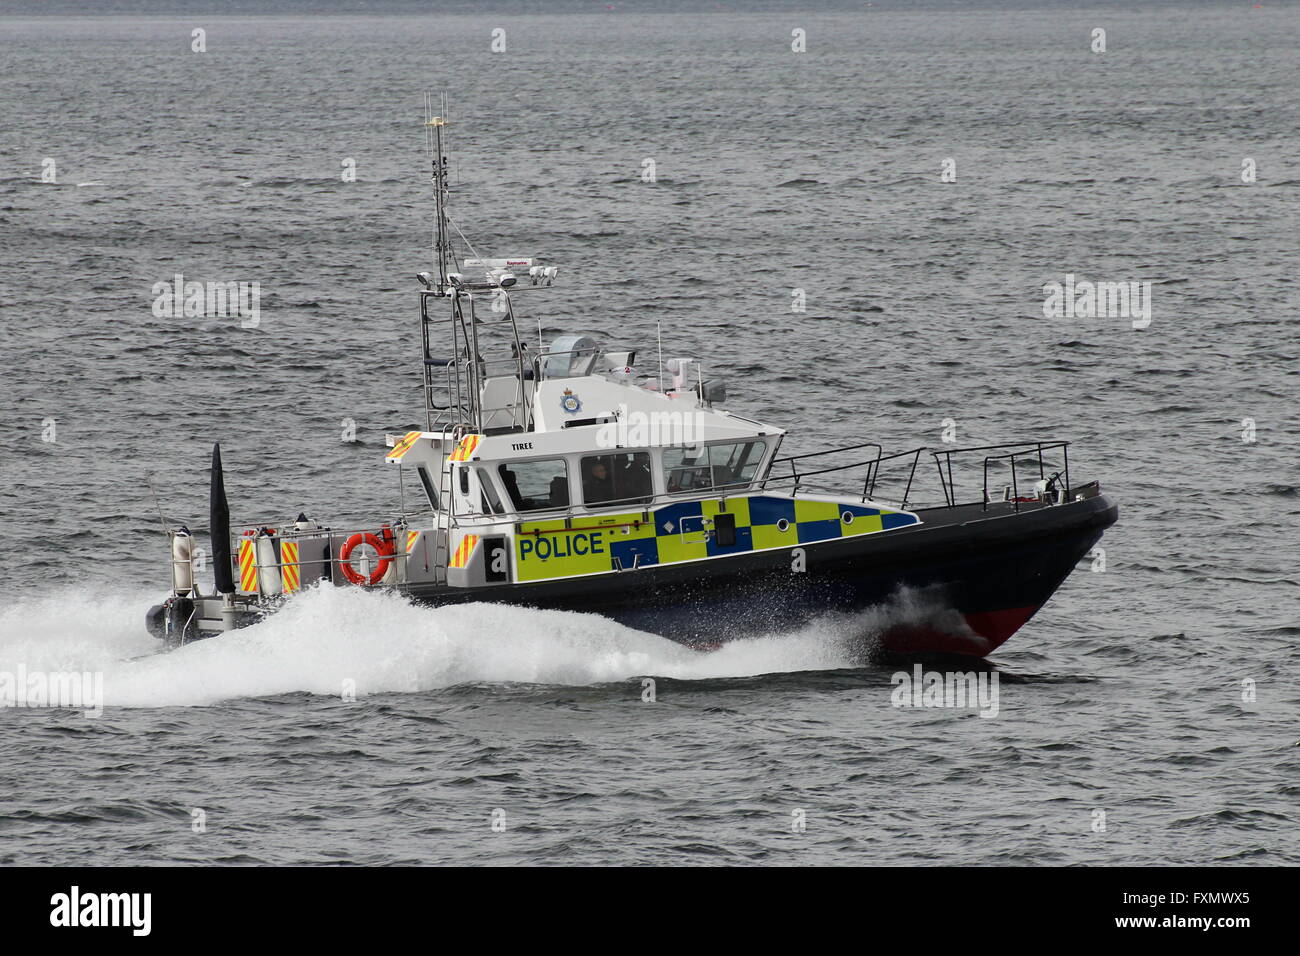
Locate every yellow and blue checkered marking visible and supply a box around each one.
[513,494,918,582]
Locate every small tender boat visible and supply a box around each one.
[146,114,1117,658]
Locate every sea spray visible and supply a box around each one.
[0,583,964,708]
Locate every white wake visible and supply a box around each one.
[0,583,904,708]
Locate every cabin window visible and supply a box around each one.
[477,467,504,515]
[663,441,764,494]
[498,458,569,512]
[416,465,440,511]
[579,452,653,508]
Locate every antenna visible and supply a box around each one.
[657,319,664,393]
[146,473,168,534]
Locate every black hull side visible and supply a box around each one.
[406,493,1119,656]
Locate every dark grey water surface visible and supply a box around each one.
[1,5,1297,865]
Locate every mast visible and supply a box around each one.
[425,94,454,293]
[421,94,473,433]
[418,98,547,436]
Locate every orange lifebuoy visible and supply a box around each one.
[339,531,393,586]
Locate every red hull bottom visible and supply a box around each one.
[877,605,1040,657]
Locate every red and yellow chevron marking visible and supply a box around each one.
[238,538,258,593]
[449,534,479,569]
[386,430,423,461]
[281,540,300,593]
[406,530,419,553]
[448,434,482,462]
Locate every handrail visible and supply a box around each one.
[770,442,881,490]
[863,447,924,506]
[931,441,1071,512]
[767,442,922,507]
[772,442,883,468]
[203,522,425,600]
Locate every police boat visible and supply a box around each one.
[146,115,1118,658]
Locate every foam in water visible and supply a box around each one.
[0,584,946,708]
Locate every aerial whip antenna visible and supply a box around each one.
[657,319,665,392]
[145,473,168,536]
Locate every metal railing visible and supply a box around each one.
[768,443,924,507]
[421,288,531,434]
[931,441,1071,512]
[180,522,429,601]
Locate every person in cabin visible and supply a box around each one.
[619,454,653,503]
[582,458,615,505]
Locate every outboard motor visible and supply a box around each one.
[145,603,167,640]
[163,595,199,649]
